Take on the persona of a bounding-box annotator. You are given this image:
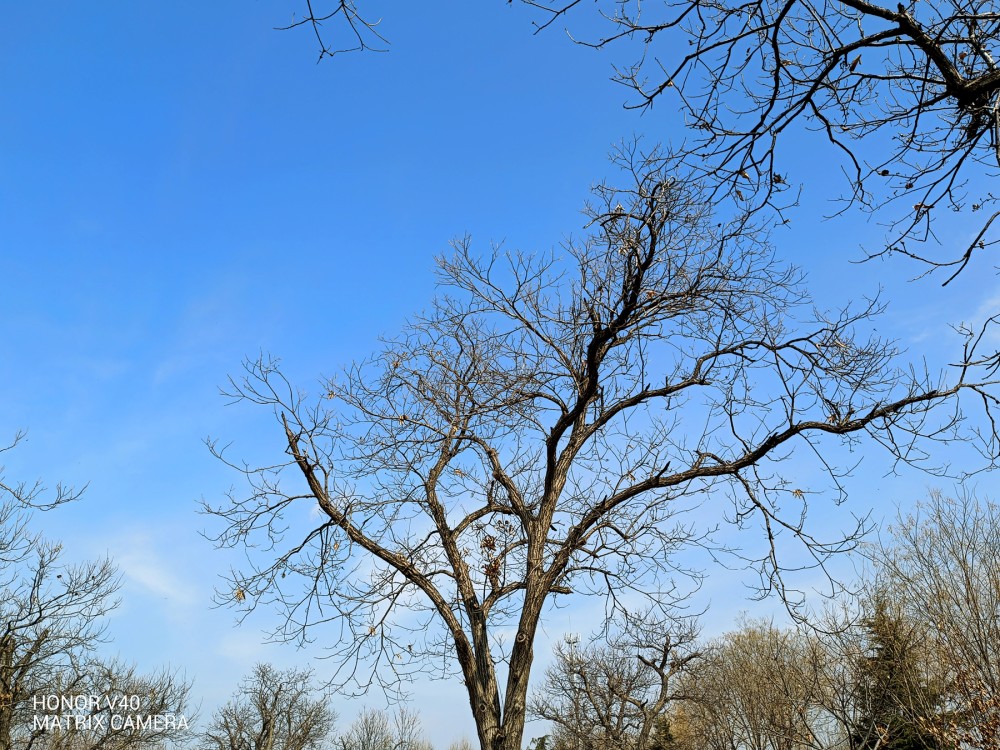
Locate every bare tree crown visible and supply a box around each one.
[201,663,335,750]
[205,147,998,750]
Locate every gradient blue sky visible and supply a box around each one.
[2,2,997,747]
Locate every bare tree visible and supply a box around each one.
[0,534,120,749]
[675,620,829,750]
[0,518,193,750]
[201,663,335,750]
[204,146,998,750]
[528,617,700,750]
[282,1,1000,282]
[530,638,647,750]
[336,707,431,750]
[384,706,432,750]
[2,430,96,744]
[803,605,880,750]
[868,488,1000,748]
[30,659,194,750]
[337,708,393,750]
[1,436,191,750]
[670,607,951,750]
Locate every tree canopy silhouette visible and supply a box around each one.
[205,147,999,750]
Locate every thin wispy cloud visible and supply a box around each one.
[112,530,201,613]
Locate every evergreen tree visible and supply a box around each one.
[647,715,676,750]
[850,599,944,750]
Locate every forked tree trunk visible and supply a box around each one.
[468,584,546,750]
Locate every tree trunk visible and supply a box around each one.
[0,634,15,750]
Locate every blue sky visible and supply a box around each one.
[1,2,997,747]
